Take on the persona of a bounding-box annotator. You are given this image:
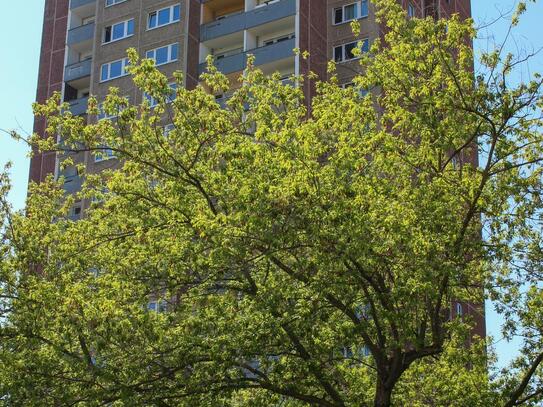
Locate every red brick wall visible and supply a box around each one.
[186,0,201,90]
[29,0,69,185]
[299,0,328,107]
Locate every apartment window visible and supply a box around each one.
[105,0,127,6]
[280,75,293,86]
[98,109,117,121]
[333,39,369,63]
[148,4,181,30]
[164,123,175,136]
[256,0,279,7]
[214,47,243,60]
[263,33,295,47]
[69,200,82,220]
[144,83,178,107]
[456,303,463,316]
[148,300,167,313]
[408,2,415,17]
[341,345,370,359]
[100,57,129,82]
[82,16,95,25]
[98,98,128,121]
[215,10,243,21]
[341,82,368,98]
[94,148,115,162]
[166,83,178,103]
[145,43,179,66]
[333,1,368,25]
[103,19,134,44]
[61,166,79,185]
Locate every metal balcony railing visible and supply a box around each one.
[67,22,95,46]
[199,37,295,75]
[68,96,89,116]
[200,0,295,42]
[64,59,92,82]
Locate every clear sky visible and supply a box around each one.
[0,3,45,210]
[0,0,542,368]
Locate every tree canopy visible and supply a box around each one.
[1,1,543,406]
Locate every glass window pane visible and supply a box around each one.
[344,4,356,20]
[101,64,108,81]
[167,83,177,102]
[158,8,170,26]
[345,42,356,60]
[170,43,178,61]
[148,12,157,28]
[110,60,122,78]
[155,46,168,65]
[144,92,155,106]
[112,22,124,40]
[361,39,369,53]
[334,46,343,62]
[104,26,111,43]
[360,0,369,17]
[127,19,134,35]
[334,8,342,24]
[146,50,154,59]
[173,5,180,21]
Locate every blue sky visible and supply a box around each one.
[0,1,542,367]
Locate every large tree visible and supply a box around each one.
[1,1,543,405]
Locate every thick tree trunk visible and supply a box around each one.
[374,379,393,407]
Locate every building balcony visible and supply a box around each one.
[200,0,295,42]
[251,36,295,67]
[202,0,244,24]
[247,0,296,30]
[68,96,89,116]
[62,174,83,194]
[67,22,95,50]
[64,59,92,83]
[70,0,96,10]
[201,11,244,42]
[200,36,295,76]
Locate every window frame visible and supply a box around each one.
[103,18,134,45]
[164,123,175,136]
[262,33,295,47]
[94,148,116,163]
[341,82,369,98]
[105,0,128,7]
[148,299,167,313]
[143,82,178,108]
[333,1,369,26]
[456,303,463,316]
[333,38,369,63]
[100,57,130,82]
[145,43,179,67]
[147,4,181,30]
[255,0,280,8]
[407,2,416,17]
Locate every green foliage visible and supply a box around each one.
[1,1,543,406]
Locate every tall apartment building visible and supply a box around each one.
[29,0,480,334]
[29,0,471,190]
